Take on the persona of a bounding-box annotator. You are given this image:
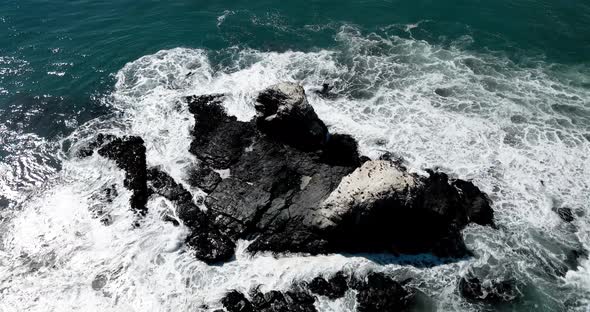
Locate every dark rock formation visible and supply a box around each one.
[221,271,420,312]
[255,83,328,151]
[222,288,316,312]
[146,168,235,264]
[97,136,148,213]
[185,82,494,259]
[458,273,519,303]
[188,93,255,168]
[554,207,575,223]
[434,87,453,98]
[222,291,254,312]
[186,162,222,193]
[0,195,10,209]
[307,272,349,299]
[353,272,416,312]
[565,248,589,272]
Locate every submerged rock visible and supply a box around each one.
[434,87,453,97]
[554,207,575,223]
[458,273,519,303]
[185,83,494,259]
[77,133,116,158]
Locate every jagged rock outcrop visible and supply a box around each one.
[221,271,419,312]
[80,82,494,264]
[255,83,329,151]
[222,288,316,312]
[184,82,494,260]
[146,168,235,263]
[97,136,148,213]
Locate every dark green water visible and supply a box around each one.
[1,0,589,103]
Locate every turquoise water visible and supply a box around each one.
[1,1,590,311]
[1,0,589,102]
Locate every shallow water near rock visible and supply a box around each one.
[1,1,589,311]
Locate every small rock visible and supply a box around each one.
[307,272,349,299]
[91,274,108,290]
[222,290,254,312]
[255,82,328,151]
[434,88,453,97]
[554,207,575,223]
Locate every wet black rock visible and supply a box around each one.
[0,195,11,209]
[320,133,361,167]
[186,162,222,193]
[221,271,422,312]
[307,272,349,299]
[185,83,494,259]
[458,273,519,303]
[97,136,148,213]
[187,88,357,255]
[222,288,316,312]
[255,83,328,151]
[251,289,317,312]
[353,272,416,312]
[565,248,589,271]
[434,87,453,97]
[146,168,235,264]
[147,168,203,224]
[188,93,255,168]
[222,290,254,312]
[554,207,575,223]
[314,163,493,257]
[91,274,108,291]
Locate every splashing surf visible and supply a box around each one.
[1,26,589,311]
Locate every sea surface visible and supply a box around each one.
[1,0,589,311]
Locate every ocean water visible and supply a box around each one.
[0,0,589,311]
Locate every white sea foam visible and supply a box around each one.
[1,26,589,311]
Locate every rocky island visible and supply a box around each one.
[80,82,499,311]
